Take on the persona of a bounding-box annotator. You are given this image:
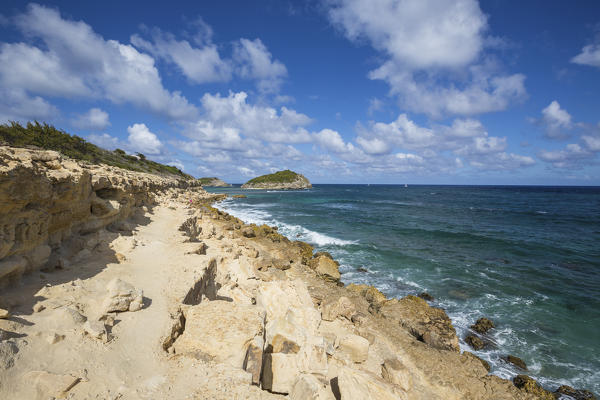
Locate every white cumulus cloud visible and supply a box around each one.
[130,28,232,84]
[541,100,572,138]
[326,0,526,117]
[127,123,163,155]
[571,43,600,68]
[0,4,197,121]
[72,108,110,130]
[233,38,288,93]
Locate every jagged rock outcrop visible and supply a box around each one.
[380,295,460,352]
[241,170,312,190]
[0,146,209,287]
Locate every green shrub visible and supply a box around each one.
[0,121,193,179]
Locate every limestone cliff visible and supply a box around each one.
[241,170,311,190]
[0,146,210,287]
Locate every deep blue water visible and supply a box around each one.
[207,184,600,393]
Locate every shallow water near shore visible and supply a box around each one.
[209,184,600,393]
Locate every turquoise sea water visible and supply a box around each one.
[208,184,600,393]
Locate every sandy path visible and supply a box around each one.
[1,204,193,398]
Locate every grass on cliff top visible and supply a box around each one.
[245,169,301,184]
[0,121,193,179]
[198,177,219,184]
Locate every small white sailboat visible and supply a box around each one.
[404,184,408,188]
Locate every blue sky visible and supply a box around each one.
[1,1,599,184]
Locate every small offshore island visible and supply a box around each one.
[241,170,312,190]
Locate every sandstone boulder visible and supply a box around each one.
[261,353,300,394]
[102,278,143,313]
[256,280,321,334]
[381,358,412,392]
[290,374,335,400]
[336,366,405,400]
[337,334,369,363]
[380,295,459,352]
[83,320,107,341]
[308,255,340,283]
[265,317,306,354]
[346,284,387,310]
[320,296,356,322]
[0,308,10,319]
[243,336,264,385]
[173,301,265,369]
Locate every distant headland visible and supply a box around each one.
[198,177,231,187]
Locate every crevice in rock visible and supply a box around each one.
[181,258,232,305]
[162,309,186,352]
[95,187,119,200]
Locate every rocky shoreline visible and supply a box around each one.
[0,147,593,399]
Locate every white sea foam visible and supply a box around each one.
[215,202,357,247]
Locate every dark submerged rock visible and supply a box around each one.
[417,292,434,301]
[465,335,485,350]
[470,317,495,334]
[503,355,527,370]
[555,385,597,400]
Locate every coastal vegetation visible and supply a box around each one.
[244,169,300,185]
[0,121,192,179]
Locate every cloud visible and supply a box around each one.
[87,132,120,150]
[314,129,355,153]
[233,38,287,93]
[184,91,313,147]
[328,0,486,69]
[130,28,232,84]
[367,98,384,116]
[0,88,57,123]
[540,100,572,138]
[582,132,600,152]
[72,108,110,130]
[571,43,600,68]
[127,123,163,155]
[539,143,593,169]
[326,0,526,117]
[167,159,185,171]
[0,4,197,120]
[350,113,533,170]
[238,166,255,177]
[368,61,526,117]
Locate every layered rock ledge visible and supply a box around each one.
[0,146,218,287]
